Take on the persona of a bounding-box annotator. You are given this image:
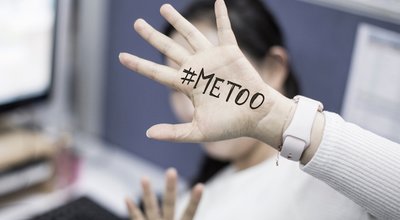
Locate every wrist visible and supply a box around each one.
[253,89,296,150]
[253,91,326,164]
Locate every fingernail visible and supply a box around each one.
[141,176,150,184]
[167,167,177,175]
[119,52,126,60]
[134,18,144,29]
[160,4,173,14]
[195,183,204,191]
[146,129,152,138]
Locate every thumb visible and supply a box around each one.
[146,123,202,142]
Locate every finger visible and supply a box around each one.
[146,123,203,142]
[215,0,237,45]
[119,52,181,91]
[181,184,204,220]
[141,177,161,220]
[134,19,191,65]
[162,168,178,220]
[125,197,145,220]
[160,4,213,51]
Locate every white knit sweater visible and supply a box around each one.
[303,112,400,219]
[176,154,371,220]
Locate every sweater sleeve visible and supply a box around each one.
[302,111,400,219]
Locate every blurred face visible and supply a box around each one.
[167,19,286,161]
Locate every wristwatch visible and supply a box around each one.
[280,95,324,161]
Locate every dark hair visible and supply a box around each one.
[164,0,301,186]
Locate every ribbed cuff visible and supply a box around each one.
[302,112,400,219]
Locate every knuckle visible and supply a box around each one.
[161,41,173,55]
[184,29,196,41]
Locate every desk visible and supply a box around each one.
[0,134,184,219]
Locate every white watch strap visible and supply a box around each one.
[281,96,323,161]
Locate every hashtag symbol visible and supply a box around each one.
[181,68,197,85]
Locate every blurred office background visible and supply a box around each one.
[34,0,400,179]
[2,0,399,218]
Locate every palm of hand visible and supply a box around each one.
[178,46,271,142]
[120,0,275,143]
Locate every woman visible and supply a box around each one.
[165,0,299,187]
[121,0,400,219]
[125,0,373,219]
[164,0,370,219]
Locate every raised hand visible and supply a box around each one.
[125,168,203,220]
[119,0,294,149]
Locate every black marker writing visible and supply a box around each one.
[235,89,250,105]
[181,68,197,85]
[193,68,214,94]
[226,81,242,102]
[210,77,225,98]
[181,67,265,110]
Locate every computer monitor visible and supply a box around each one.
[0,0,57,112]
